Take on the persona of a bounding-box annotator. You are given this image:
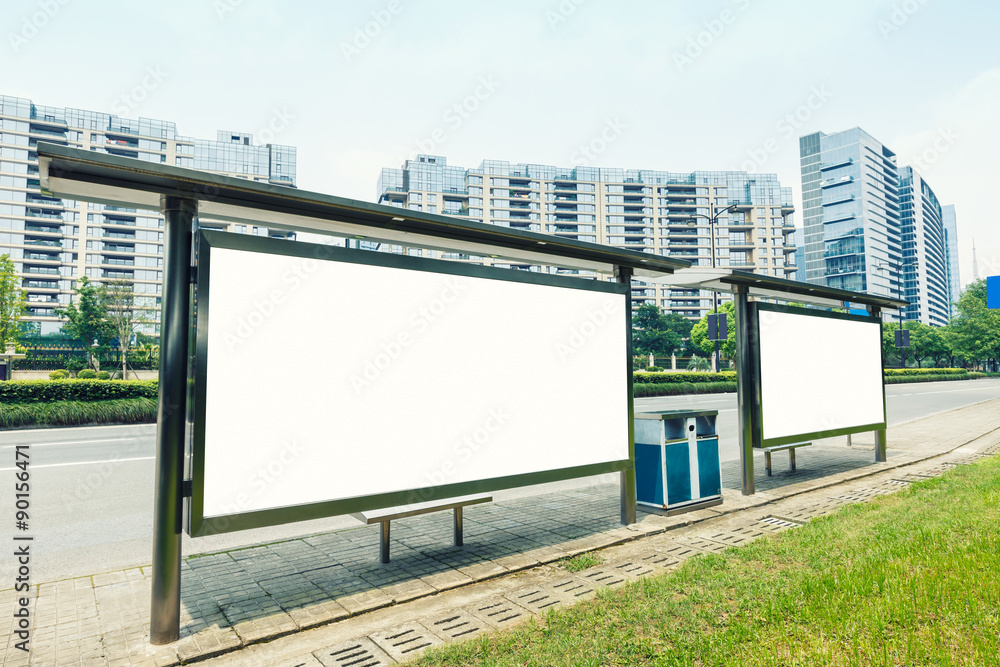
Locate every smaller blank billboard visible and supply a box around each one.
[755,304,885,446]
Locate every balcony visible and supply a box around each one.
[23,266,60,275]
[24,253,59,262]
[24,239,62,248]
[24,225,62,234]
[26,194,63,207]
[23,281,59,289]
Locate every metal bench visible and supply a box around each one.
[762,442,811,476]
[350,493,493,563]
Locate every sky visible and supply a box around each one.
[4,0,998,287]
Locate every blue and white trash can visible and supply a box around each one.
[634,409,722,514]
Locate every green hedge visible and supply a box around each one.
[0,398,158,429]
[0,380,158,403]
[883,372,970,384]
[633,371,737,384]
[883,368,966,376]
[634,381,737,397]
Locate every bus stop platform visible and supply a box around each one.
[3,397,999,667]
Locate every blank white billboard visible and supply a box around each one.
[191,234,629,533]
[757,306,885,444]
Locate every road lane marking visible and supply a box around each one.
[0,438,144,449]
[0,456,154,471]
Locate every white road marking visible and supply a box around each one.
[0,456,154,471]
[0,438,141,449]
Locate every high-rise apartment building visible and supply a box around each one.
[898,167,949,326]
[799,128,902,297]
[941,204,960,317]
[800,127,958,325]
[377,155,796,319]
[0,95,297,336]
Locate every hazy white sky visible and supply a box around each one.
[5,0,997,286]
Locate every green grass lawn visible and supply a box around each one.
[417,456,1000,666]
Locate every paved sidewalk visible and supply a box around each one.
[3,398,999,667]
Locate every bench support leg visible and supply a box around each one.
[454,507,464,547]
[380,521,390,564]
[765,451,772,477]
[789,448,797,472]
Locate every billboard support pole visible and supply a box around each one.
[616,265,636,525]
[868,303,888,463]
[734,286,756,495]
[150,196,197,645]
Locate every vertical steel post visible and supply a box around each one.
[868,303,888,462]
[734,286,756,495]
[453,507,464,547]
[616,266,636,525]
[150,196,196,645]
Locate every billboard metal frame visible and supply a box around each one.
[749,302,887,449]
[188,230,631,537]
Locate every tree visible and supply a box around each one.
[690,301,736,360]
[58,277,113,369]
[0,254,27,352]
[950,279,1000,370]
[631,303,683,359]
[101,279,154,379]
[906,322,948,368]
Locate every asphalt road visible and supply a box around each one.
[2,378,999,584]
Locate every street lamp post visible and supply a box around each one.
[687,203,740,372]
[876,258,917,368]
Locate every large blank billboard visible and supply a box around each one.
[188,232,630,536]
[755,303,885,447]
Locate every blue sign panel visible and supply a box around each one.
[988,275,999,309]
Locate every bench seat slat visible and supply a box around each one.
[351,493,492,524]
[761,442,811,453]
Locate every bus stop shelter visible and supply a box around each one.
[38,142,905,644]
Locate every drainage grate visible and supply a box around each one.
[771,499,846,522]
[313,637,396,667]
[613,561,655,577]
[657,544,703,560]
[639,550,681,567]
[885,479,911,486]
[832,487,892,503]
[427,611,487,643]
[582,568,628,588]
[702,526,766,546]
[677,537,727,554]
[466,597,532,628]
[504,586,566,613]
[370,623,442,662]
[550,576,596,599]
[758,516,801,531]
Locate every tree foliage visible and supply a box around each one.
[57,277,114,367]
[631,303,684,357]
[0,253,27,351]
[949,279,1000,369]
[690,301,736,359]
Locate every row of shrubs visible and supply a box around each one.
[0,398,158,429]
[884,372,975,384]
[883,368,968,376]
[633,371,737,384]
[634,381,736,397]
[48,369,111,380]
[0,379,158,403]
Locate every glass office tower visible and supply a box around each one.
[799,128,901,298]
[376,155,796,320]
[0,95,297,336]
[941,204,960,319]
[898,167,949,326]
